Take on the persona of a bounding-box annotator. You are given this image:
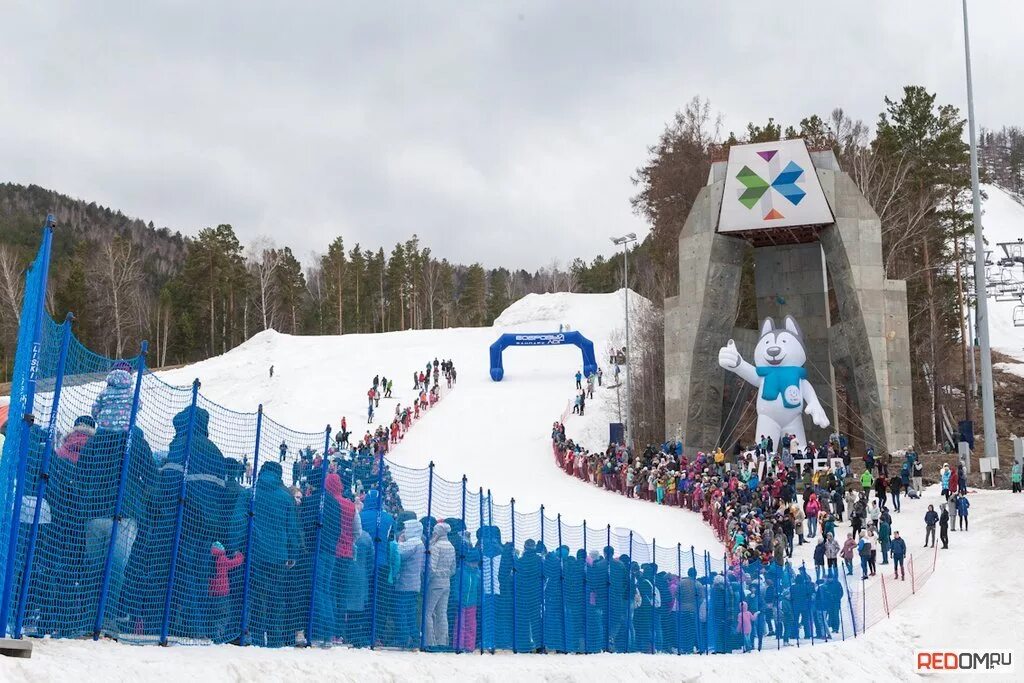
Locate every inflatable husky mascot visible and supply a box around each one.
[718,315,829,449]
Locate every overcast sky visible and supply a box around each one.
[1,1,1021,270]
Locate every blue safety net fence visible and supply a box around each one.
[0,226,866,652]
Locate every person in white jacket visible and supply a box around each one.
[425,521,456,647]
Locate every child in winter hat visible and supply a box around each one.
[91,360,137,432]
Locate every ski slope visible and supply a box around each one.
[983,184,1024,366]
[156,290,723,555]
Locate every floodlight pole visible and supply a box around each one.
[962,0,999,462]
[611,233,637,447]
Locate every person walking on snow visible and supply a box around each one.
[956,493,970,531]
[860,469,874,497]
[575,371,582,390]
[824,533,840,577]
[841,533,856,576]
[878,518,891,565]
[940,463,952,500]
[889,474,902,512]
[890,531,906,580]
[924,505,938,547]
[939,506,949,549]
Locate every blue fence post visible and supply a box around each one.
[842,559,857,637]
[0,221,53,637]
[838,572,846,642]
[13,312,72,638]
[604,524,611,652]
[557,514,566,653]
[539,503,545,653]
[581,521,588,653]
[625,530,634,652]
[801,560,813,646]
[367,449,387,650]
[722,552,730,654]
[510,497,517,654]
[688,546,699,654]
[676,544,684,655]
[770,565,778,655]
[238,404,263,645]
[455,475,467,653]
[861,571,866,634]
[485,489,493,654]
[94,340,148,639]
[478,486,485,655]
[650,540,657,654]
[418,462,435,650]
[703,551,711,654]
[305,426,332,646]
[158,379,201,645]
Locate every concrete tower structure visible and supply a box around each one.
[664,139,913,455]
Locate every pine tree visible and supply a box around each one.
[321,236,347,335]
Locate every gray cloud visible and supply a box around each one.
[1,0,1020,269]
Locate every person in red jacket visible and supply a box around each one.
[209,541,244,642]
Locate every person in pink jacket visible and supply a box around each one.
[736,600,755,650]
[805,493,821,538]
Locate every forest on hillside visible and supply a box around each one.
[1,84,1020,451]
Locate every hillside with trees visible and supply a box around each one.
[0,84,1016,453]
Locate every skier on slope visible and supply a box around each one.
[575,371,582,390]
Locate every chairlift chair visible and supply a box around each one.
[1014,304,1024,327]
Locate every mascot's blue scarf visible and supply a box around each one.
[756,366,806,408]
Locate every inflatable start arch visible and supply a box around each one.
[489,331,598,381]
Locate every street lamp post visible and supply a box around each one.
[962,0,999,463]
[611,233,637,446]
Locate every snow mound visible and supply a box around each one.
[494,289,651,334]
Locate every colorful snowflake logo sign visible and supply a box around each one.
[735,149,807,221]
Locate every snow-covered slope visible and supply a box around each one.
[155,290,721,554]
[983,184,1024,361]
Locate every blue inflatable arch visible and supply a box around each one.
[489,331,598,381]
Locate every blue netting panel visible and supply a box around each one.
[1,228,867,653]
[0,235,51,636]
[15,326,152,639]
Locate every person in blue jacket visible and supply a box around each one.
[360,488,395,644]
[890,531,907,580]
[238,460,302,647]
[575,371,582,390]
[167,406,230,639]
[823,573,843,633]
[790,568,814,640]
[956,493,970,531]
